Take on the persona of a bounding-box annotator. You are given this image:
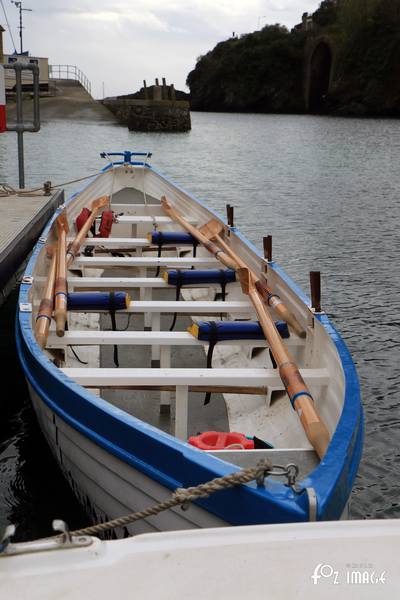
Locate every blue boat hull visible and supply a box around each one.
[16,160,363,529]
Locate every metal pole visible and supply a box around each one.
[19,4,23,53]
[5,63,40,189]
[15,67,25,188]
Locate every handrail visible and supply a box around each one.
[48,64,91,96]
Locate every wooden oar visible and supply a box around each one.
[162,197,329,458]
[35,246,57,349]
[238,267,329,458]
[54,213,69,337]
[66,195,109,267]
[161,197,237,270]
[200,219,305,338]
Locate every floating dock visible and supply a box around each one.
[0,189,63,303]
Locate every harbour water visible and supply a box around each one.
[1,112,400,539]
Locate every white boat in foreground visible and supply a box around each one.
[16,151,363,531]
[0,520,395,598]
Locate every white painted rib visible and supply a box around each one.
[62,367,330,388]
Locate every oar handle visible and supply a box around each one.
[55,215,69,337]
[279,361,330,459]
[35,249,57,349]
[241,267,330,459]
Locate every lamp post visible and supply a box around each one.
[11,1,32,54]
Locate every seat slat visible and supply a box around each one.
[61,367,330,388]
[115,216,197,225]
[110,204,164,215]
[68,237,149,248]
[74,257,219,268]
[68,276,170,289]
[47,330,305,347]
[67,300,253,314]
[68,276,227,290]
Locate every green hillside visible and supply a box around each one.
[187,0,400,116]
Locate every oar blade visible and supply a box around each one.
[237,267,254,296]
[92,195,110,211]
[56,212,69,234]
[199,219,224,240]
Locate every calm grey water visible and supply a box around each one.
[1,112,400,539]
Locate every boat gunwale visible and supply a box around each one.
[16,159,363,522]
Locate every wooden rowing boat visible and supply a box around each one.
[16,151,363,532]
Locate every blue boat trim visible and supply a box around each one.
[17,155,363,524]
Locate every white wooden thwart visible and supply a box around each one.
[68,237,150,248]
[67,299,254,314]
[68,277,226,290]
[47,330,305,348]
[115,215,197,225]
[62,367,330,388]
[74,257,219,268]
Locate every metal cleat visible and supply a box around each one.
[52,519,73,545]
[0,525,16,553]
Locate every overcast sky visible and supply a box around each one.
[1,1,321,98]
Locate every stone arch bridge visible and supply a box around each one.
[304,35,336,113]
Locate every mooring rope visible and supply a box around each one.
[69,460,273,537]
[0,173,98,197]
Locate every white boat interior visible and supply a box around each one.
[29,163,347,479]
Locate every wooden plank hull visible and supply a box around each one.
[29,384,225,533]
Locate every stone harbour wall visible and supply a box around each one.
[103,98,191,132]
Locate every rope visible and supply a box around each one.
[69,459,272,537]
[0,173,98,197]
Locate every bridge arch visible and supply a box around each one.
[305,36,335,113]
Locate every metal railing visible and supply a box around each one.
[49,65,91,96]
